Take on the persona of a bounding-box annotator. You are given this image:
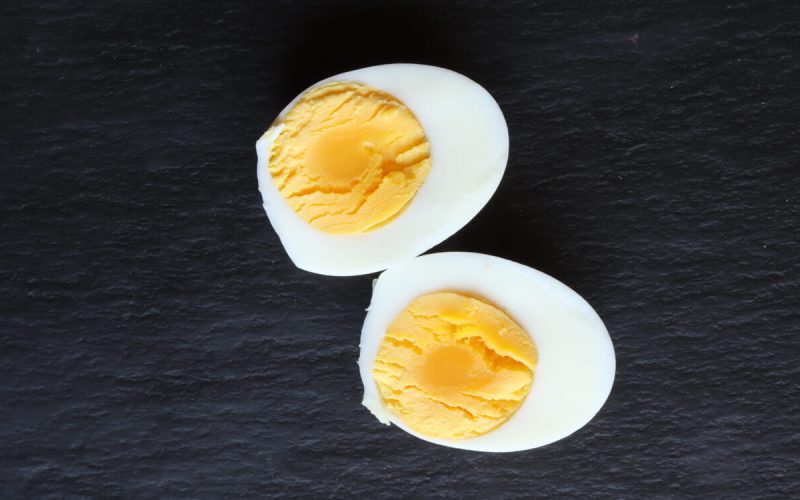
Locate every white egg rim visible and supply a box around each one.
[358,252,616,452]
[256,64,509,276]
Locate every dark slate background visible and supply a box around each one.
[2,0,799,498]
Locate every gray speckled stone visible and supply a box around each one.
[1,0,799,497]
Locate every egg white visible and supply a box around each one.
[358,252,616,452]
[256,64,509,276]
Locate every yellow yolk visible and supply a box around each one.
[268,82,432,235]
[373,292,537,440]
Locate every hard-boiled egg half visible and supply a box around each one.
[256,64,508,276]
[359,252,615,452]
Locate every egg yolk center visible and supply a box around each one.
[268,81,432,235]
[422,345,477,387]
[373,292,538,440]
[306,125,377,180]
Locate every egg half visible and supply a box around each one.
[256,64,508,276]
[358,252,615,452]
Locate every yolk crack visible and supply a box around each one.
[373,292,538,440]
[268,81,432,235]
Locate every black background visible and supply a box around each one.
[2,0,799,498]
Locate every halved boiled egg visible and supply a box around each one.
[256,64,508,276]
[358,252,615,452]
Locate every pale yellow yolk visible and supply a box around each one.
[268,82,432,235]
[373,292,537,440]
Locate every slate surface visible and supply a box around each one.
[2,0,799,498]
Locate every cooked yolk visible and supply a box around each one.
[268,82,432,235]
[423,345,476,387]
[373,292,537,440]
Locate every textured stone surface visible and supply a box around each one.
[2,0,799,497]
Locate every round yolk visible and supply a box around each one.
[372,292,538,440]
[268,81,432,235]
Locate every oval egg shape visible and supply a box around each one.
[358,252,616,452]
[256,64,508,276]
